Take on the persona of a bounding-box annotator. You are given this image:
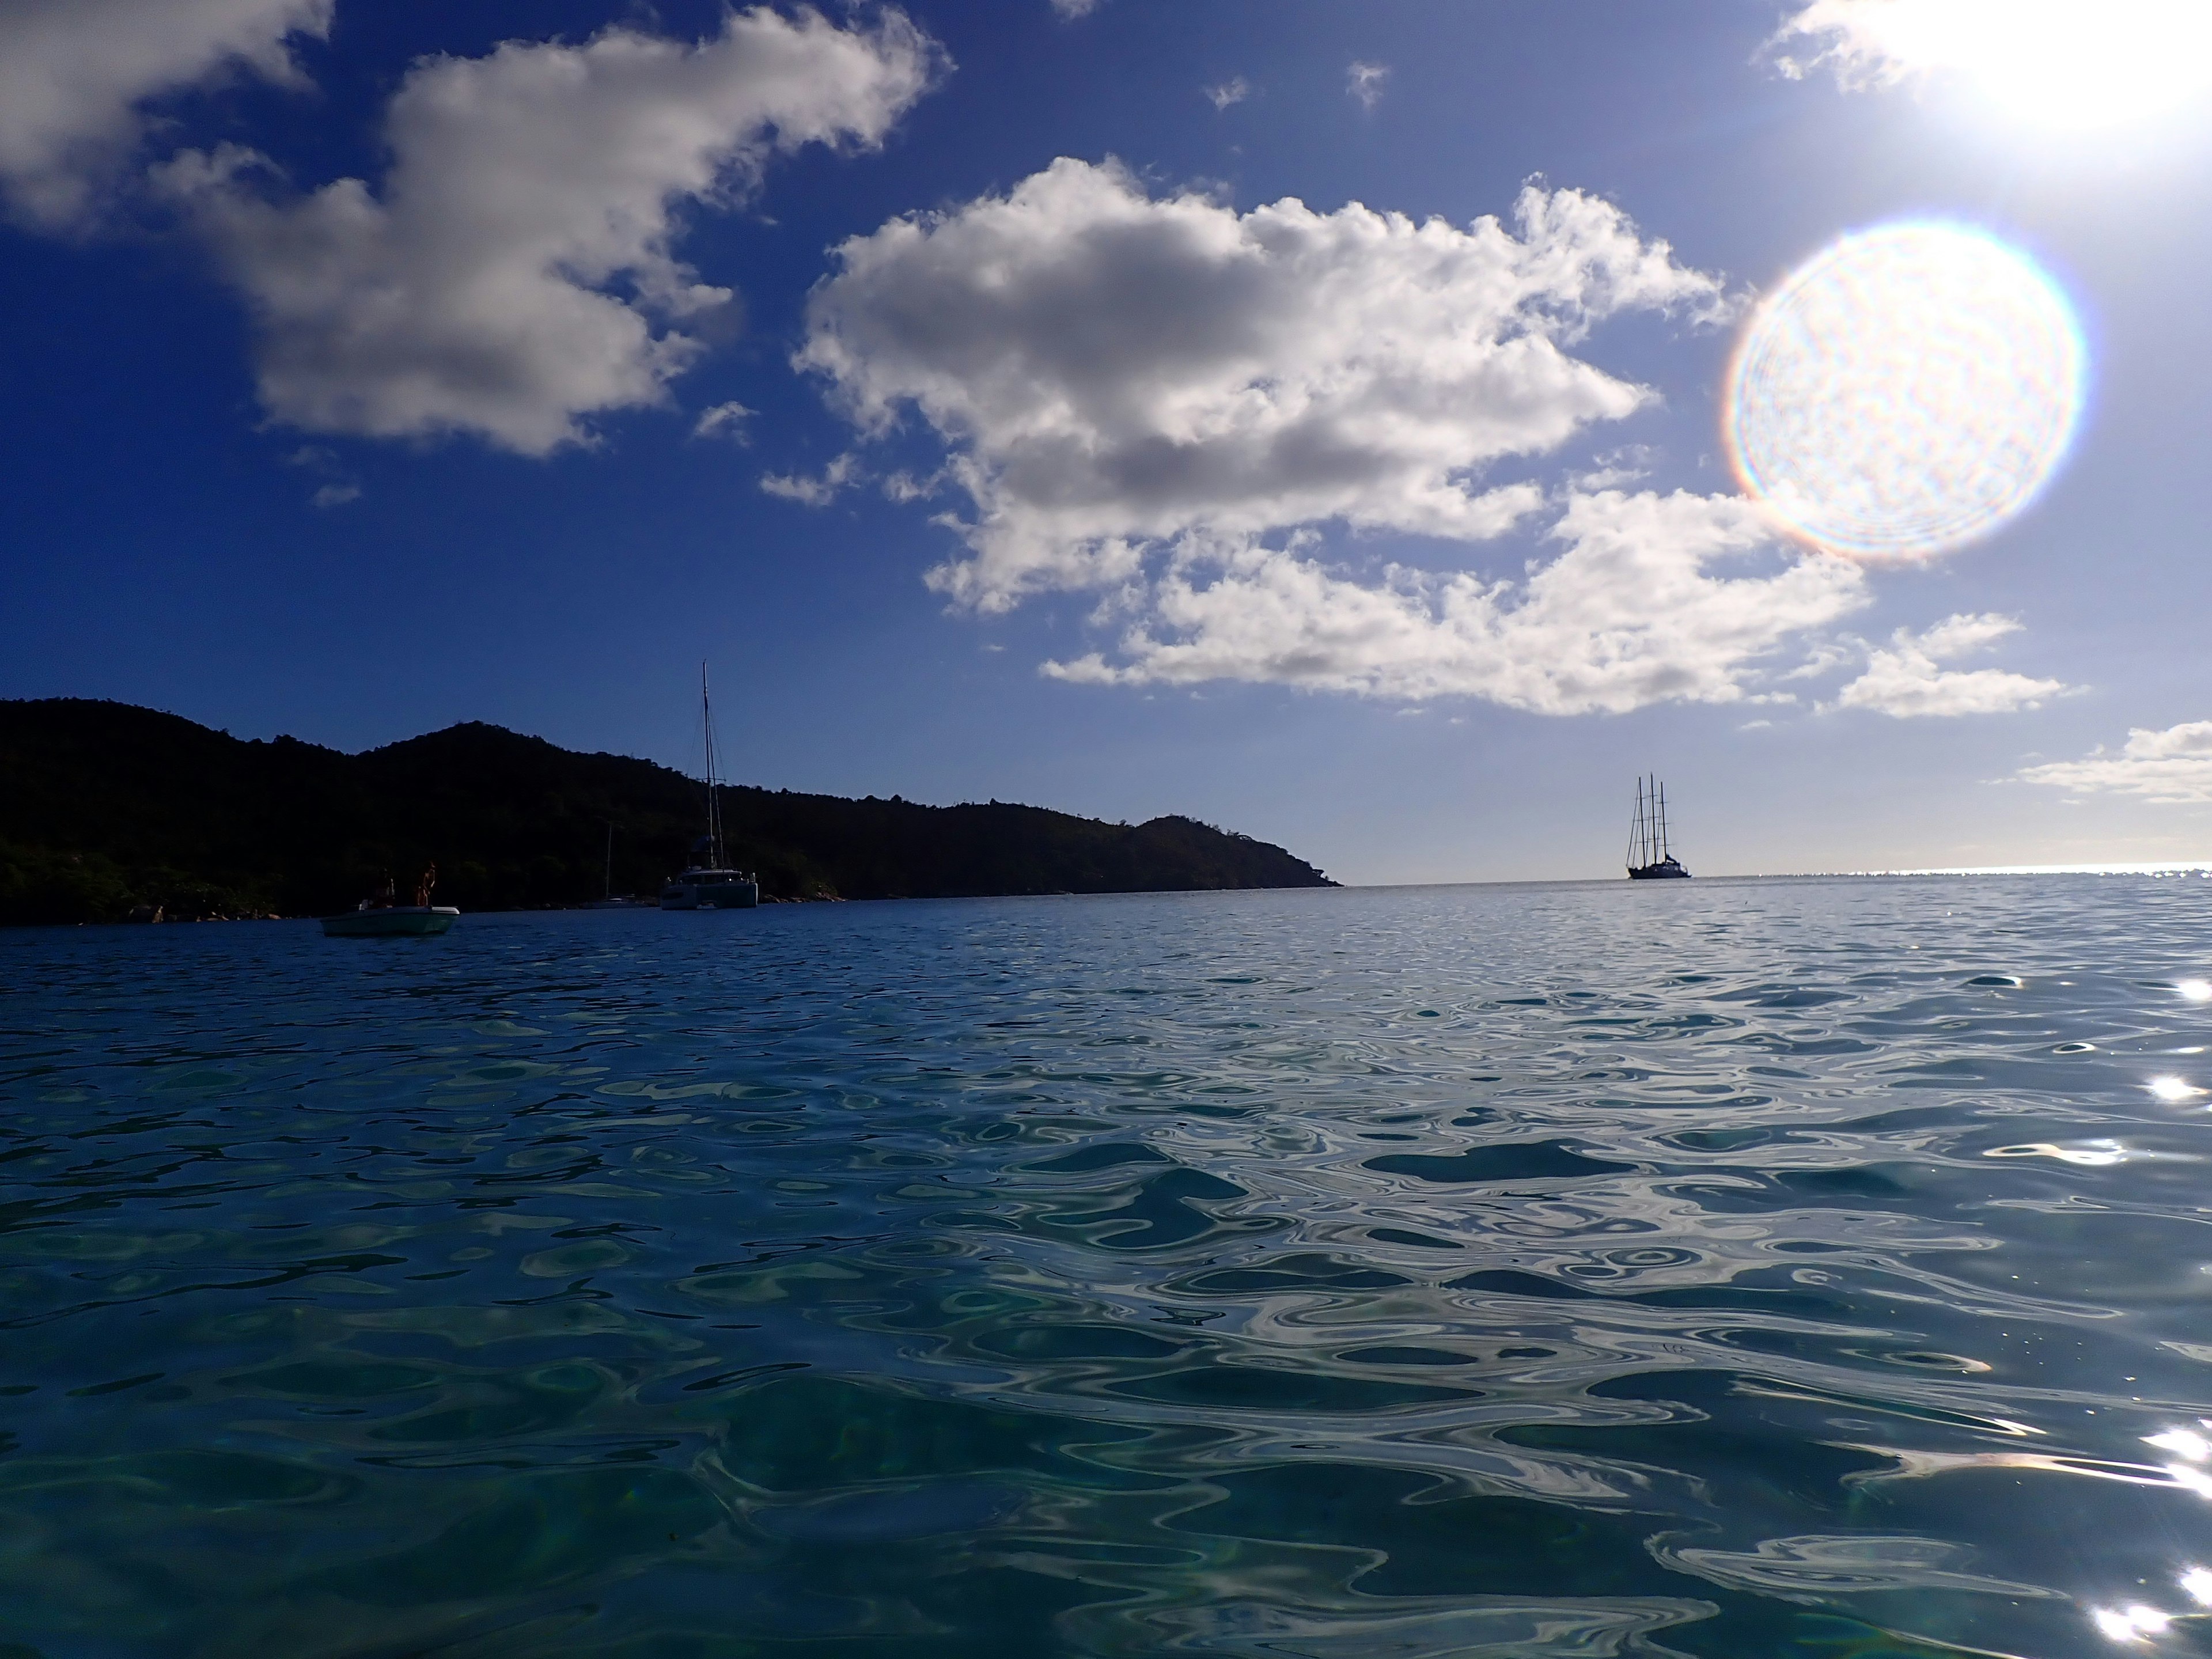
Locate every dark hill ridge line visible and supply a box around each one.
[0,698,1334,925]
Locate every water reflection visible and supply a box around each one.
[2093,1603,2173,1642]
[7,876,2212,1654]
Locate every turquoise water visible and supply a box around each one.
[7,878,2212,1657]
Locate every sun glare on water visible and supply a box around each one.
[1725,222,2085,562]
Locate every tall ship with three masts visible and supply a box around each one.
[661,665,760,910]
[1627,775,1691,880]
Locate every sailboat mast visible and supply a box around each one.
[701,662,724,869]
[604,821,613,902]
[1658,778,1669,862]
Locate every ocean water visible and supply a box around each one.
[6,877,2212,1658]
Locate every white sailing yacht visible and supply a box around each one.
[661,666,759,910]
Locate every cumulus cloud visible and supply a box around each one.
[1831,612,2070,717]
[1205,75,1251,111]
[798,157,1729,612]
[156,7,940,455]
[1043,490,1869,712]
[2020,721,2212,804]
[0,0,329,226]
[1347,60,1390,109]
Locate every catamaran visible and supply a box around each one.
[1627,775,1691,880]
[661,665,759,910]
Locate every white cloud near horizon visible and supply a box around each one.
[1831,612,2070,717]
[0,0,329,227]
[2021,721,2212,804]
[1044,491,1870,713]
[157,7,940,455]
[797,158,1730,614]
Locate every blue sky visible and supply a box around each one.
[6,0,2212,882]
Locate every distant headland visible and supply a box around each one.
[0,699,1335,926]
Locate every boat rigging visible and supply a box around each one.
[1627,775,1691,880]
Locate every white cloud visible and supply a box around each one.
[1205,75,1251,111]
[1347,60,1390,110]
[1768,1,2212,127]
[1771,0,1962,88]
[310,481,360,508]
[2021,721,2212,804]
[1050,0,1100,18]
[761,451,861,505]
[798,158,1729,612]
[693,400,756,442]
[1043,491,1870,713]
[1831,612,2070,717]
[157,7,940,455]
[0,0,329,226]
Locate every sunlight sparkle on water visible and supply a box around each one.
[2178,979,2212,1003]
[2148,1076,2203,1104]
[1726,223,2084,562]
[2093,1604,2174,1642]
[2146,1429,2212,1462]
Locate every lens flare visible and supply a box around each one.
[1725,223,2085,562]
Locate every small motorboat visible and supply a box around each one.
[322,865,459,936]
[321,905,458,938]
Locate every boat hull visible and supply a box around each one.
[321,907,459,937]
[661,878,759,910]
[1627,861,1691,880]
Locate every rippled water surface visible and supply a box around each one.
[10,878,2212,1657]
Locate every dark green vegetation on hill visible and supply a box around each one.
[0,699,1334,925]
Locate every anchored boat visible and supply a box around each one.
[321,905,457,938]
[321,866,459,935]
[662,665,759,911]
[1627,775,1691,880]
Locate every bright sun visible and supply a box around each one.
[1795,0,2212,131]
